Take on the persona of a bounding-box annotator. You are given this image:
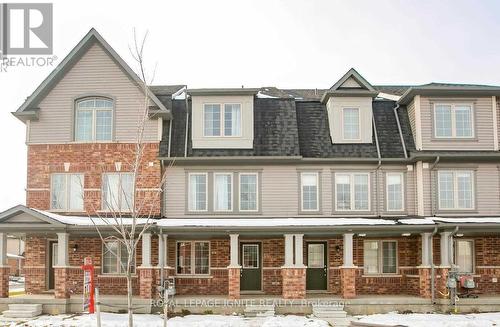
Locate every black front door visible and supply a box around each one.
[306,242,327,290]
[240,243,261,291]
[48,241,58,290]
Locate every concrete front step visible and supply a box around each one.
[313,311,347,318]
[312,304,345,312]
[3,309,42,318]
[8,304,42,312]
[244,304,275,317]
[322,317,351,327]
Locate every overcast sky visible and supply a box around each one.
[1,0,500,211]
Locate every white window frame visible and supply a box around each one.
[300,172,320,212]
[335,172,371,211]
[102,240,136,275]
[342,107,361,141]
[455,239,475,274]
[213,172,234,212]
[433,103,474,139]
[175,240,211,276]
[50,173,84,212]
[101,172,135,212]
[188,173,208,212]
[75,97,114,142]
[363,240,398,275]
[242,244,260,269]
[386,172,405,212]
[202,103,242,137]
[239,173,259,212]
[437,170,475,210]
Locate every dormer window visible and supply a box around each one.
[434,103,473,138]
[203,103,241,137]
[75,97,113,141]
[342,108,360,140]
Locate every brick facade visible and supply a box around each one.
[340,268,356,299]
[228,267,240,299]
[281,268,306,299]
[26,143,161,216]
[0,267,8,298]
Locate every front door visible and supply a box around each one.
[306,242,327,291]
[240,243,261,291]
[48,241,58,290]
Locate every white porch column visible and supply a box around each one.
[229,234,240,267]
[158,234,168,267]
[56,232,69,267]
[294,234,304,267]
[440,231,451,267]
[0,233,7,266]
[420,232,433,267]
[284,234,294,267]
[141,233,152,267]
[342,233,355,267]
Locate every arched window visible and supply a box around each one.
[75,97,113,141]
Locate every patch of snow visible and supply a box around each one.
[256,91,278,99]
[356,312,500,327]
[431,217,500,224]
[172,86,187,100]
[15,313,327,327]
[399,218,435,225]
[32,209,152,226]
[157,217,397,227]
[377,92,401,101]
[7,253,24,259]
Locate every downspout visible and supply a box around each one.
[393,104,408,159]
[184,86,189,157]
[372,115,382,216]
[449,226,459,267]
[167,119,172,158]
[159,228,164,297]
[430,156,440,216]
[430,226,438,303]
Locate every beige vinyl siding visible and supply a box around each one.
[422,163,500,216]
[163,164,414,218]
[406,100,417,145]
[28,42,158,144]
[376,167,415,216]
[497,98,500,145]
[419,96,495,150]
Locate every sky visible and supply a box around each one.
[1,0,500,211]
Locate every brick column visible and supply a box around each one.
[227,234,241,299]
[418,268,432,298]
[228,267,241,299]
[54,233,70,299]
[0,233,7,298]
[139,268,155,299]
[340,233,357,299]
[436,267,450,299]
[281,267,306,299]
[340,268,356,299]
[54,268,70,299]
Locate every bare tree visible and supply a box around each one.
[80,29,174,327]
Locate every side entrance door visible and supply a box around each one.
[48,241,58,290]
[240,243,262,292]
[306,241,327,291]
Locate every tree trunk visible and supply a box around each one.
[127,270,133,327]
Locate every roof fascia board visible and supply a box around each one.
[13,28,170,121]
[330,68,376,92]
[398,88,500,105]
[188,89,259,96]
[321,90,379,103]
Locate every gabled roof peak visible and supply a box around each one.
[330,68,376,92]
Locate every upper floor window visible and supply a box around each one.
[102,172,134,212]
[434,103,473,138]
[75,97,113,142]
[386,172,404,211]
[364,240,397,274]
[438,170,474,210]
[239,173,258,211]
[203,103,241,137]
[342,108,360,140]
[188,173,208,212]
[300,172,319,211]
[51,173,84,211]
[214,173,233,211]
[335,172,369,211]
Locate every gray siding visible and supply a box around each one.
[420,96,495,150]
[163,164,416,218]
[28,43,159,144]
[422,163,500,216]
[406,100,417,147]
